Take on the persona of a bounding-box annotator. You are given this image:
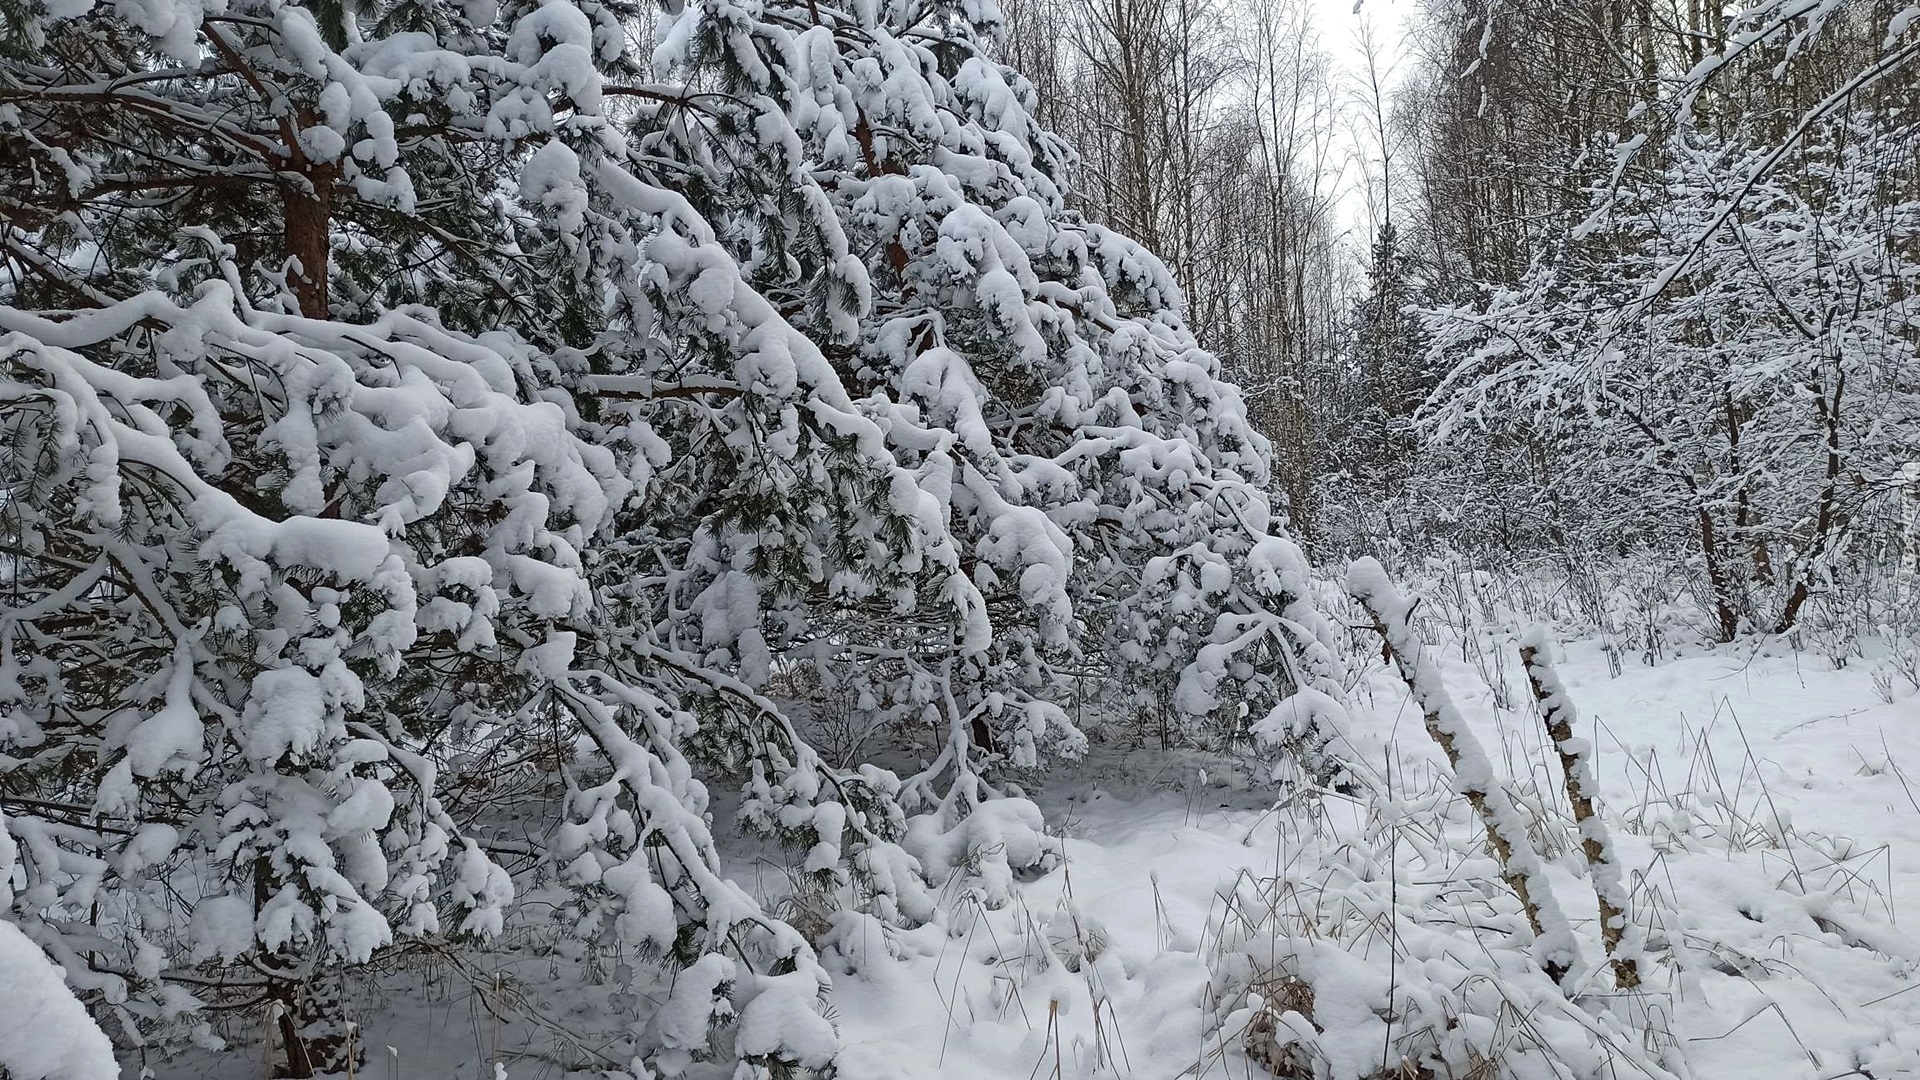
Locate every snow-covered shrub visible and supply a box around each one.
[1422,110,1920,643]
[1199,585,1920,1080]
[1198,716,1675,1080]
[0,0,1358,1072]
[1207,855,1682,1080]
[1192,567,1681,1078]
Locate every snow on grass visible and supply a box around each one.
[114,604,1920,1080]
[818,616,1920,1080]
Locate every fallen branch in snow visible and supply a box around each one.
[1521,630,1643,990]
[1347,558,1580,987]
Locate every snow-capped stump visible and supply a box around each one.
[1241,974,1320,1080]
[645,953,738,1072]
[904,796,1060,908]
[733,969,839,1071]
[1251,686,1357,789]
[1042,899,1110,973]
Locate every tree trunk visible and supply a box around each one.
[285,161,337,320]
[1696,503,1741,641]
[255,859,357,1077]
[1777,371,1847,632]
[1521,639,1640,989]
[256,859,316,1079]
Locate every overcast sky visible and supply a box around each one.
[1307,0,1415,241]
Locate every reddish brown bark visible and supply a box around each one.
[285,161,337,319]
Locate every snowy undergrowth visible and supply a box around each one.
[820,616,1920,1080]
[136,573,1920,1080]
[819,573,1920,1080]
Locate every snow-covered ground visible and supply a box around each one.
[139,626,1920,1080]
[820,635,1920,1080]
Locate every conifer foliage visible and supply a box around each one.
[0,0,1345,1072]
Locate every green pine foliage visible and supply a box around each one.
[0,0,1352,1073]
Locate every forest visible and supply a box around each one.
[0,0,1916,1077]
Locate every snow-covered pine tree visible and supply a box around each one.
[0,0,893,1071]
[1310,221,1443,553]
[1,0,1355,1073]
[624,0,1358,823]
[1348,223,1431,471]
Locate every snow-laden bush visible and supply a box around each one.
[0,0,1356,1072]
[0,831,117,1080]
